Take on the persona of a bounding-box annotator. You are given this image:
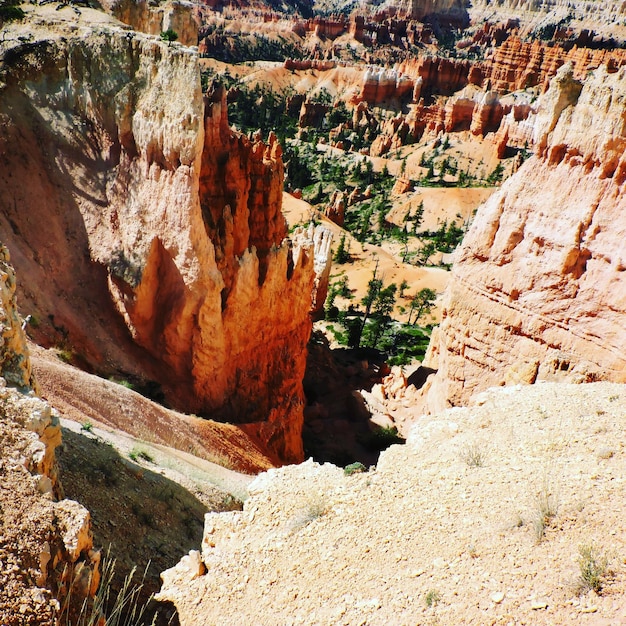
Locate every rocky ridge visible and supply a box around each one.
[0,10,331,463]
[0,242,98,624]
[420,63,626,412]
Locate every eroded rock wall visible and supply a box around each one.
[100,0,199,46]
[422,64,626,412]
[0,15,325,462]
[0,242,98,624]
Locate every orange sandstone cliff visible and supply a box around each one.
[0,13,329,462]
[421,63,626,412]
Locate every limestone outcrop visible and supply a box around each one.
[0,243,98,623]
[0,13,328,462]
[100,0,199,46]
[421,64,626,412]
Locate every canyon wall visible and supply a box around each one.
[421,63,626,412]
[100,0,199,46]
[398,40,626,100]
[391,0,468,24]
[467,0,626,40]
[0,13,326,462]
[0,242,98,623]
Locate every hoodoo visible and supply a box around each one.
[421,64,626,412]
[0,16,329,463]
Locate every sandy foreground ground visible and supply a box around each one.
[159,382,626,625]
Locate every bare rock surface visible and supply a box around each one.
[0,242,98,623]
[421,63,626,413]
[0,9,329,463]
[159,382,626,625]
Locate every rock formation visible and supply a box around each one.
[0,242,98,623]
[482,37,626,94]
[158,381,626,624]
[0,13,329,463]
[357,66,414,105]
[392,0,468,25]
[397,39,626,102]
[324,190,346,226]
[100,0,200,46]
[467,0,626,41]
[0,246,36,391]
[421,63,626,412]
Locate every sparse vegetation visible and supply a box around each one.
[129,447,154,463]
[333,232,351,264]
[109,377,134,390]
[81,421,94,433]
[0,0,25,23]
[425,589,441,607]
[63,552,154,626]
[577,543,609,594]
[57,349,74,364]
[344,462,367,476]
[360,425,405,452]
[290,498,328,532]
[460,443,486,468]
[533,482,559,541]
[159,29,178,44]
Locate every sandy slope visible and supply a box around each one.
[159,381,626,625]
[31,345,275,474]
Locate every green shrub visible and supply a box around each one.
[159,29,178,43]
[129,447,154,463]
[344,462,367,476]
[578,544,608,594]
[425,589,440,607]
[360,426,405,452]
[0,0,25,22]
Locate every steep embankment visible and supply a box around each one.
[0,243,98,624]
[0,9,330,462]
[421,63,626,412]
[159,382,626,625]
[468,0,626,41]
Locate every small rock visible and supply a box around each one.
[597,447,614,459]
[580,606,597,613]
[491,592,505,604]
[531,599,548,610]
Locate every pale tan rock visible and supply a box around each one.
[159,383,626,625]
[100,0,199,46]
[53,500,93,563]
[421,64,626,412]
